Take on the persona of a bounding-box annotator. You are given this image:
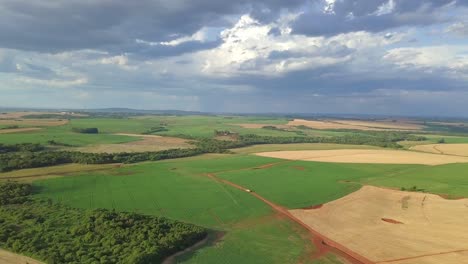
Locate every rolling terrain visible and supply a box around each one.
[1,111,468,263]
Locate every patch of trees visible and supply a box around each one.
[0,182,32,205]
[0,182,207,264]
[71,127,99,134]
[47,140,74,147]
[0,125,19,130]
[0,143,44,154]
[401,186,425,192]
[143,126,168,134]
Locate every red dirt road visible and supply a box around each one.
[206,173,374,264]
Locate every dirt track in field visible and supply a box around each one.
[290,186,468,264]
[0,127,42,134]
[411,144,468,157]
[205,172,372,264]
[75,133,193,153]
[0,249,43,264]
[255,149,468,165]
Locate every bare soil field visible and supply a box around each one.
[410,144,468,157]
[0,249,43,264]
[287,119,423,131]
[0,127,42,134]
[255,149,468,165]
[0,119,68,127]
[290,186,468,264]
[75,133,193,153]
[0,111,86,119]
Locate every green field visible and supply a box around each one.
[31,150,468,263]
[33,155,332,263]
[0,126,138,146]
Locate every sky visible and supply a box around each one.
[0,0,468,116]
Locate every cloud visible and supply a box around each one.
[1,0,468,116]
[446,21,468,36]
[0,0,306,54]
[292,0,461,36]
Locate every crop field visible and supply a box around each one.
[232,143,380,154]
[0,127,42,134]
[0,126,139,146]
[255,149,468,165]
[3,111,468,264]
[287,119,423,131]
[74,133,194,153]
[410,143,468,156]
[290,186,468,264]
[32,155,342,263]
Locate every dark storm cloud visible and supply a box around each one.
[0,0,305,54]
[292,0,466,36]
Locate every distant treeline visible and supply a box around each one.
[0,148,204,172]
[0,131,426,172]
[0,182,207,264]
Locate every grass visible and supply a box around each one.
[0,126,139,146]
[32,155,327,263]
[218,160,416,208]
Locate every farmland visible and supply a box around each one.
[2,111,468,263]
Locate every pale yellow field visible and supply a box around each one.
[287,119,423,131]
[255,149,468,165]
[0,127,42,134]
[411,144,468,157]
[290,186,468,264]
[0,249,43,264]
[232,143,379,154]
[74,133,194,153]
[334,119,423,130]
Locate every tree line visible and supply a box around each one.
[0,131,426,172]
[0,182,207,264]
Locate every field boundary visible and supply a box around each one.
[205,172,374,264]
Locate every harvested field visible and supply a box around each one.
[287,119,423,131]
[0,127,42,134]
[411,144,468,157]
[290,186,468,264]
[0,249,43,264]
[334,120,423,130]
[232,143,379,154]
[255,149,468,165]
[0,119,68,127]
[74,133,193,153]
